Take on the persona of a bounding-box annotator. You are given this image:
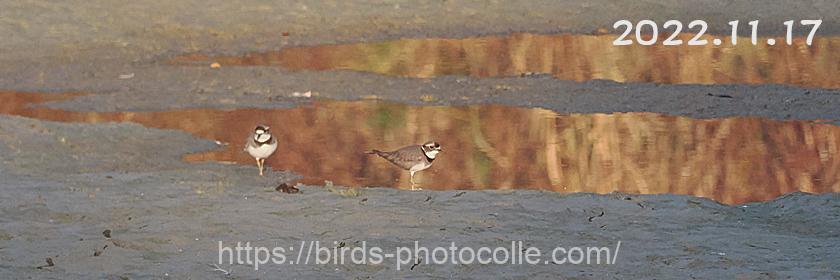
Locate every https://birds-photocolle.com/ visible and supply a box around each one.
[367,141,441,190]
[244,125,278,176]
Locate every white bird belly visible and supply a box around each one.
[409,162,432,172]
[247,143,277,159]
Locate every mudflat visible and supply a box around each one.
[0,1,839,278]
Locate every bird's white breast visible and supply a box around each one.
[247,142,278,159]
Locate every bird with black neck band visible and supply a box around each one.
[244,125,278,176]
[367,141,442,190]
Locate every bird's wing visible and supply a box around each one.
[244,135,257,151]
[389,145,425,165]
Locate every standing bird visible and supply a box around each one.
[244,125,278,176]
[367,141,441,189]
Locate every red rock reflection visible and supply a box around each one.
[2,91,839,204]
[172,33,840,88]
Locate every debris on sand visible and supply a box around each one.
[419,95,439,102]
[94,245,109,256]
[410,257,422,270]
[591,27,611,35]
[210,62,221,69]
[587,211,605,222]
[208,263,233,276]
[118,73,135,79]
[706,93,733,98]
[102,229,112,238]
[110,239,144,250]
[36,257,55,269]
[276,183,301,194]
[328,187,359,197]
[326,181,360,197]
[494,84,513,91]
[291,91,317,98]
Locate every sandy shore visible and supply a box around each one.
[1,1,839,278]
[1,115,838,278]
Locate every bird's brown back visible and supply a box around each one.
[369,145,427,170]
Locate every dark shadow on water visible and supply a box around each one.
[2,91,839,204]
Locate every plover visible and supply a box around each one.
[244,125,278,176]
[367,141,441,189]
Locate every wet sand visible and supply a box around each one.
[1,1,839,278]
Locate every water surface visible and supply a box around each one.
[172,33,840,88]
[2,91,839,204]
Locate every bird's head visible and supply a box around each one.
[422,141,441,158]
[254,125,272,142]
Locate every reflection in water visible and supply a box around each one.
[2,91,840,204]
[172,33,840,88]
